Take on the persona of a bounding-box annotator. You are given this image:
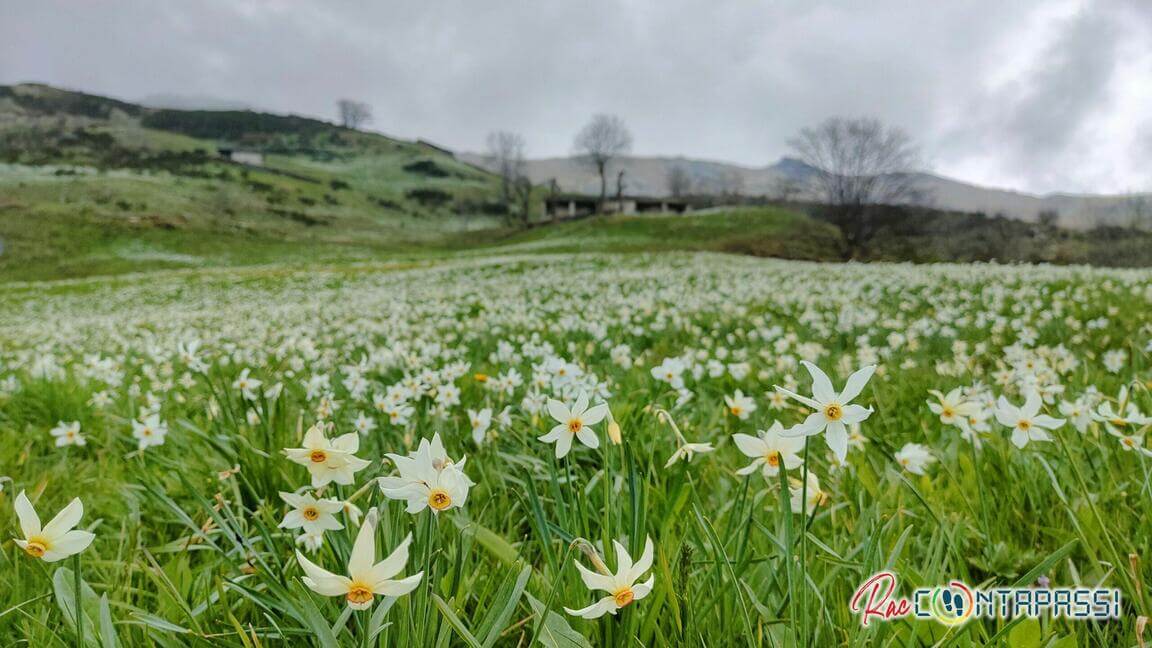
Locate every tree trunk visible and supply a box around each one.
[597,162,607,216]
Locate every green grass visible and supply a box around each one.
[0,83,516,281]
[0,253,1148,646]
[465,207,844,261]
[0,163,503,281]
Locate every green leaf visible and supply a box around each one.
[288,583,341,648]
[433,595,483,648]
[452,516,521,566]
[367,597,399,642]
[1007,617,1042,648]
[127,612,192,635]
[98,594,120,648]
[478,564,532,648]
[1010,539,1077,588]
[526,593,592,648]
[52,567,99,647]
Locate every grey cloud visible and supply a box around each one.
[0,0,1148,194]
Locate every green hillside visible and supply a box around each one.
[0,83,507,280]
[3,84,1148,282]
[466,207,844,260]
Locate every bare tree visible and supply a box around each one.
[512,175,535,227]
[616,169,627,213]
[789,116,923,258]
[768,175,804,202]
[1121,194,1150,230]
[719,170,744,201]
[337,100,373,129]
[1037,209,1060,227]
[485,131,526,207]
[666,164,692,197]
[573,114,632,214]
[547,178,562,223]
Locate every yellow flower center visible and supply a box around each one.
[302,506,320,521]
[765,452,780,467]
[730,406,743,416]
[941,406,955,418]
[24,538,49,558]
[1018,419,1032,432]
[429,489,452,511]
[474,373,488,382]
[567,418,583,434]
[309,450,327,463]
[613,587,635,607]
[1111,418,1127,427]
[346,583,374,606]
[824,403,843,421]
[1122,437,1135,447]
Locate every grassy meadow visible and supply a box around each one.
[1,253,1150,646]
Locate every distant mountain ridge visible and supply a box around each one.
[460,153,1151,230]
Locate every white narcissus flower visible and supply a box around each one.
[13,491,95,562]
[233,368,262,401]
[379,434,473,515]
[468,408,492,445]
[663,441,714,468]
[353,411,377,436]
[495,406,513,430]
[278,491,344,535]
[343,501,363,527]
[927,388,979,427]
[1109,430,1145,452]
[894,443,936,475]
[538,392,608,459]
[284,425,371,488]
[776,361,876,463]
[177,339,207,372]
[565,538,655,619]
[296,529,325,553]
[50,421,86,447]
[1102,349,1127,374]
[766,390,789,410]
[1091,386,1150,435]
[265,382,284,401]
[732,421,804,478]
[132,414,169,450]
[1058,399,1093,434]
[788,472,829,516]
[724,389,757,420]
[650,358,686,389]
[995,391,1065,448]
[295,511,422,610]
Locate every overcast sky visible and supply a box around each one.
[3,0,1150,194]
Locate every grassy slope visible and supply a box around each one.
[3,84,1147,283]
[0,84,507,280]
[464,207,844,261]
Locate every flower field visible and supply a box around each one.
[1,253,1150,646]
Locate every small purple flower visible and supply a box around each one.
[1036,575,1050,588]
